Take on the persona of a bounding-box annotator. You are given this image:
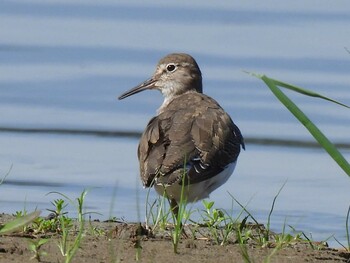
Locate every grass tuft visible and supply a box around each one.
[47,189,90,263]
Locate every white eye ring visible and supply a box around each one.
[166,63,176,72]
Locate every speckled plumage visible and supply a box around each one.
[119,53,244,212]
[139,92,243,188]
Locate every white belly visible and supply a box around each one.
[154,162,236,203]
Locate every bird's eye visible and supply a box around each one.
[166,64,176,72]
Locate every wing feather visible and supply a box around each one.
[137,93,244,187]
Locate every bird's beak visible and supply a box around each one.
[118,77,157,100]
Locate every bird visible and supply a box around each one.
[118,53,244,218]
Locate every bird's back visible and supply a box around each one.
[138,92,244,189]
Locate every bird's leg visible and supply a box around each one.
[170,198,179,219]
[169,198,188,238]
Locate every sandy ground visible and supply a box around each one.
[0,214,349,263]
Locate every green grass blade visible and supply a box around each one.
[246,72,350,109]
[0,210,41,234]
[259,75,350,177]
[346,205,350,250]
[270,79,350,109]
[0,164,13,185]
[266,181,287,241]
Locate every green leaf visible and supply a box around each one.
[0,210,41,234]
[246,71,350,109]
[250,73,350,177]
[270,78,350,109]
[37,238,50,247]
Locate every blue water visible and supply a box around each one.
[0,0,349,247]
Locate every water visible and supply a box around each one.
[0,0,349,247]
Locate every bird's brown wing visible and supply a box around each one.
[187,97,244,184]
[138,108,198,187]
[138,116,165,187]
[138,93,244,187]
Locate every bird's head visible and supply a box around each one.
[118,53,202,101]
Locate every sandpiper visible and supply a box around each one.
[118,53,244,216]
